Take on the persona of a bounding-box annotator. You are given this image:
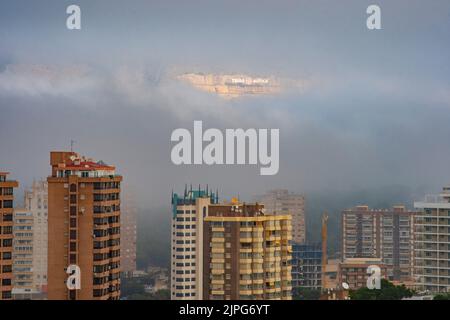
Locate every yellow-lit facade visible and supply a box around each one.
[203,203,292,300]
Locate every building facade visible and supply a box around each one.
[24,180,48,296]
[414,187,450,293]
[341,205,415,281]
[170,187,218,300]
[258,190,305,243]
[202,201,292,300]
[12,208,35,299]
[339,258,388,290]
[291,243,322,291]
[121,189,137,275]
[47,151,122,300]
[0,172,18,300]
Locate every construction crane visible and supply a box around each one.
[321,212,329,292]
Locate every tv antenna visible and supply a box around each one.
[70,140,76,152]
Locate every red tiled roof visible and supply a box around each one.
[60,161,115,171]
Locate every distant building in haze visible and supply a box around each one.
[257,189,306,243]
[121,189,137,275]
[23,180,48,297]
[341,205,415,281]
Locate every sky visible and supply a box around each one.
[1,0,450,210]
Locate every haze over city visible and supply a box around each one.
[2,0,450,307]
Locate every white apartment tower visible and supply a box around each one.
[12,180,48,299]
[414,186,450,293]
[170,186,218,300]
[12,208,34,299]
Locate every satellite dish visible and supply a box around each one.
[342,282,349,290]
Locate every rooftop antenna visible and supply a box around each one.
[70,139,76,152]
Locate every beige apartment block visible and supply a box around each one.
[203,201,293,300]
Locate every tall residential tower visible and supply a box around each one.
[0,172,18,300]
[414,187,450,293]
[47,151,122,300]
[170,187,218,300]
[202,201,292,300]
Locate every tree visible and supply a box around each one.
[434,293,450,300]
[349,279,414,300]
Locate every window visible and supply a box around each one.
[2,265,12,273]
[2,279,12,286]
[2,252,12,260]
[3,200,13,208]
[3,188,13,196]
[2,291,12,299]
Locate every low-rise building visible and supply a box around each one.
[339,258,387,290]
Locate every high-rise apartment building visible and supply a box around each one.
[0,172,18,300]
[202,201,292,300]
[121,189,137,275]
[258,190,305,243]
[414,187,450,293]
[12,208,35,299]
[170,187,218,300]
[291,243,322,291]
[341,205,415,281]
[47,151,122,300]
